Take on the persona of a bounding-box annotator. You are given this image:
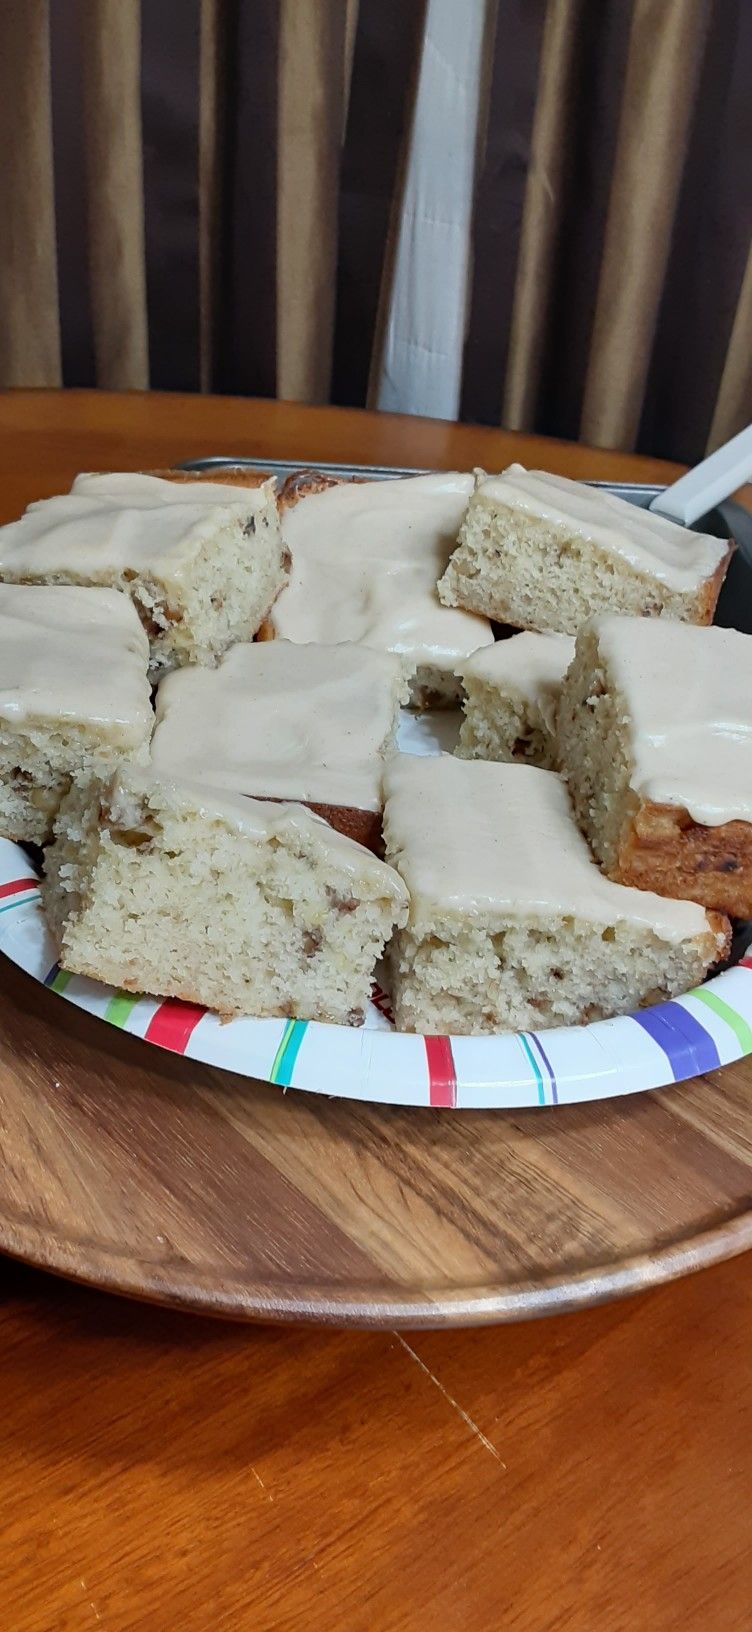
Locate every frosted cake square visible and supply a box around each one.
[456,631,574,769]
[382,755,728,1035]
[265,471,493,705]
[438,465,732,634]
[151,640,407,850]
[0,583,152,843]
[43,766,409,1025]
[557,616,752,917]
[0,470,288,673]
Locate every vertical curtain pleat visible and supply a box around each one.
[343,0,360,130]
[707,246,752,453]
[215,0,279,398]
[579,0,712,451]
[0,0,61,387]
[141,0,201,392]
[459,0,548,425]
[502,0,584,432]
[331,0,428,408]
[50,0,97,386]
[276,0,346,403]
[530,3,633,443]
[363,28,421,413]
[80,0,149,390]
[637,0,751,463]
[199,0,223,392]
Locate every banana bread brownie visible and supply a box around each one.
[151,639,408,851]
[456,631,575,769]
[438,465,732,633]
[0,583,152,843]
[557,615,752,917]
[44,766,409,1025]
[0,471,288,673]
[382,754,728,1035]
[264,470,493,705]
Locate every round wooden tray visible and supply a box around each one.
[3,955,752,1326]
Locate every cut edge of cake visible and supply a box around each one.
[557,619,752,918]
[43,766,409,1025]
[382,754,729,1036]
[0,584,153,845]
[0,471,290,675]
[455,633,575,770]
[437,472,733,634]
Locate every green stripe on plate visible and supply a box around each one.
[104,991,142,1028]
[269,1019,309,1087]
[518,1033,546,1107]
[51,969,72,994]
[690,987,752,1055]
[0,891,40,915]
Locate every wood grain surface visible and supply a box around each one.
[3,949,752,1324]
[1,393,752,1630]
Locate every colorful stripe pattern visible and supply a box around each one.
[517,1034,547,1106]
[0,876,40,915]
[144,999,207,1054]
[690,987,752,1055]
[44,963,71,994]
[631,1001,721,1079]
[4,840,752,1107]
[424,1036,457,1108]
[270,1020,309,1087]
[104,991,142,1029]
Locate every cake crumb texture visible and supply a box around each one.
[557,616,752,916]
[383,754,728,1035]
[438,466,732,633]
[0,583,152,843]
[44,767,408,1025]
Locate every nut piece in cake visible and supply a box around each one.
[438,465,732,634]
[382,755,728,1035]
[557,615,752,917]
[43,766,409,1025]
[265,471,493,706]
[0,470,288,673]
[456,631,575,769]
[151,640,408,851]
[0,584,152,843]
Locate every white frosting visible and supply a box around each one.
[0,583,152,735]
[477,465,728,591]
[459,631,575,734]
[272,473,492,673]
[71,471,273,508]
[595,615,752,825]
[113,765,409,903]
[0,475,273,585]
[383,754,712,942]
[152,640,404,811]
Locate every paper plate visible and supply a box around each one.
[2,817,751,1110]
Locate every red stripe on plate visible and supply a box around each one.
[144,999,206,1054]
[424,1035,457,1108]
[740,958,752,970]
[0,877,38,900]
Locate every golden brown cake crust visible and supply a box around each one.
[613,798,751,920]
[695,541,736,623]
[145,466,275,489]
[253,795,382,855]
[278,469,368,512]
[256,472,371,640]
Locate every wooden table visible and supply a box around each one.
[1,391,751,1632]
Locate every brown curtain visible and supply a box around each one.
[0,0,749,464]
